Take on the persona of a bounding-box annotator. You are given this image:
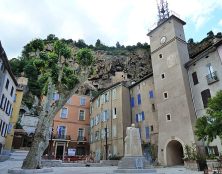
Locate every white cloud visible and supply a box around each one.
[0,0,222,58]
[219,19,222,26]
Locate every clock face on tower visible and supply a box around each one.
[160,36,166,44]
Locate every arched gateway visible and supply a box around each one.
[166,140,184,166]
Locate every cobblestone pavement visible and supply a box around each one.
[0,150,203,174]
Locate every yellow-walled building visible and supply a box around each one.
[5,77,27,151]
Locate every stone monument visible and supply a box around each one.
[114,124,157,173]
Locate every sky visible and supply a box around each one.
[0,0,222,59]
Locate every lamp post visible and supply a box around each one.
[105,125,108,160]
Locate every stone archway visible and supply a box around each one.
[166,140,184,166]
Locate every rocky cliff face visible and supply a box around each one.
[87,48,152,90]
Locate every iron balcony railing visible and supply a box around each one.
[206,71,219,85]
[53,134,71,140]
[77,136,87,142]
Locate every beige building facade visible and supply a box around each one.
[90,82,131,161]
[129,74,158,160]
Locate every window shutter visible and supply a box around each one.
[107,110,110,120]
[136,114,138,123]
[201,89,211,108]
[107,92,109,102]
[131,97,135,107]
[142,111,145,120]
[149,90,154,98]
[145,127,149,139]
[192,72,199,85]
[137,94,141,105]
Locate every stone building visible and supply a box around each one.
[185,39,222,156]
[5,77,28,151]
[0,42,17,153]
[129,74,158,160]
[148,14,197,166]
[47,94,90,160]
[90,82,131,161]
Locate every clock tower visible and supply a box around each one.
[147,1,196,166]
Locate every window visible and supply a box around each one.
[136,111,145,122]
[161,73,165,79]
[104,92,109,102]
[57,126,66,138]
[6,100,9,115]
[60,107,68,118]
[3,98,7,111]
[206,146,219,156]
[90,105,93,114]
[207,63,214,75]
[150,125,154,132]
[201,89,211,108]
[90,119,94,128]
[166,114,171,121]
[80,97,86,105]
[78,128,84,138]
[95,114,100,125]
[1,122,5,136]
[131,97,135,108]
[66,98,72,104]
[152,104,155,111]
[163,92,168,99]
[95,131,100,140]
[53,93,59,101]
[79,110,85,121]
[137,94,141,105]
[5,79,9,90]
[10,86,14,97]
[192,72,199,85]
[145,127,149,139]
[96,98,100,107]
[101,128,109,139]
[159,54,162,58]
[113,107,117,119]
[112,89,116,100]
[149,90,154,98]
[101,110,109,122]
[0,94,5,109]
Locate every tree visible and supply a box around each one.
[76,48,94,66]
[95,39,101,48]
[21,40,95,169]
[74,39,88,48]
[195,90,222,143]
[116,41,121,49]
[46,34,58,41]
[207,31,214,38]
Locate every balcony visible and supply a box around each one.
[77,136,87,142]
[206,71,219,85]
[53,134,71,140]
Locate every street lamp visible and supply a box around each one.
[105,125,108,160]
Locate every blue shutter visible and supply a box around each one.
[107,110,110,120]
[149,90,154,98]
[145,127,149,139]
[142,111,145,121]
[137,94,141,105]
[131,97,135,108]
[136,114,138,123]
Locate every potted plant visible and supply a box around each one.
[183,144,199,171]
